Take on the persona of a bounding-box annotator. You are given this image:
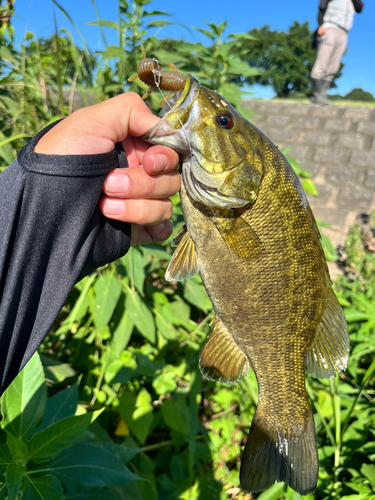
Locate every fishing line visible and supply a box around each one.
[151,59,193,159]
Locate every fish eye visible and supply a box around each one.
[215,112,234,129]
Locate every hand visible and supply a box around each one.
[34,93,180,246]
[317,25,326,35]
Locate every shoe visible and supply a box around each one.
[311,78,331,106]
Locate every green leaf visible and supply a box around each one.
[40,355,76,384]
[0,133,29,148]
[35,443,142,492]
[28,410,103,463]
[6,431,28,461]
[154,310,178,340]
[93,274,122,332]
[111,309,134,357]
[24,475,64,500]
[121,248,146,295]
[152,372,177,395]
[0,445,11,475]
[92,443,141,464]
[1,353,47,439]
[361,463,375,487]
[140,244,172,262]
[228,57,259,77]
[0,46,17,65]
[143,10,172,17]
[125,288,155,343]
[146,20,173,28]
[302,179,318,196]
[118,390,154,444]
[55,274,95,335]
[161,398,189,436]
[257,483,286,500]
[100,45,124,60]
[37,384,79,432]
[340,496,375,500]
[321,234,338,261]
[86,20,119,30]
[183,277,211,312]
[5,463,26,500]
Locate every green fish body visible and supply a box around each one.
[144,75,349,495]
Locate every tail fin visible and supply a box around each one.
[240,410,318,495]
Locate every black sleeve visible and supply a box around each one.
[318,0,330,24]
[352,0,364,13]
[0,122,131,394]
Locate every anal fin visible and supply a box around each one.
[199,316,250,383]
[306,284,349,379]
[165,226,199,282]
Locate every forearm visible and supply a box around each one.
[0,124,131,394]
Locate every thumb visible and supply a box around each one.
[34,92,160,155]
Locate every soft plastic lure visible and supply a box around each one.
[128,46,186,102]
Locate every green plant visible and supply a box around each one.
[0,352,143,500]
[1,2,375,498]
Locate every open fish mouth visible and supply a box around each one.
[142,74,197,154]
[143,75,249,209]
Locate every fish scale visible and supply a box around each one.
[143,72,349,495]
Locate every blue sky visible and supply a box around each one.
[12,0,375,98]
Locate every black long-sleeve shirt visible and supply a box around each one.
[0,123,131,394]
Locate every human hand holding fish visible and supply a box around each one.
[134,55,350,495]
[34,92,181,246]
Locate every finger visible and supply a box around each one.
[103,167,180,199]
[34,92,161,155]
[142,145,180,174]
[122,136,145,168]
[131,221,173,246]
[99,197,173,226]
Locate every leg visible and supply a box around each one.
[324,28,348,82]
[311,28,346,105]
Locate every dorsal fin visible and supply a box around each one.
[199,316,250,383]
[306,284,349,378]
[165,226,199,282]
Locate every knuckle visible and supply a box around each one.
[165,200,173,220]
[137,200,151,225]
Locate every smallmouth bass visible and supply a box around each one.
[142,72,349,495]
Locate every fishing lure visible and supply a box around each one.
[128,46,186,102]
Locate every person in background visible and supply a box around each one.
[0,93,180,395]
[311,0,364,105]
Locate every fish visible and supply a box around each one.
[141,71,350,495]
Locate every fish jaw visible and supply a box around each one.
[142,74,198,155]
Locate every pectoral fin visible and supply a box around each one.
[214,217,264,260]
[306,285,349,378]
[199,316,250,383]
[165,226,199,282]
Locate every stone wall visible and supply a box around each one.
[242,100,375,254]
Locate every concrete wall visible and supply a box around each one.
[242,100,375,252]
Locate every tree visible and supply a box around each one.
[345,88,375,102]
[237,21,343,98]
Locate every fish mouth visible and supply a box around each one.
[141,74,197,154]
[143,75,249,209]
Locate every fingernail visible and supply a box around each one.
[153,154,168,172]
[102,199,125,215]
[106,173,129,193]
